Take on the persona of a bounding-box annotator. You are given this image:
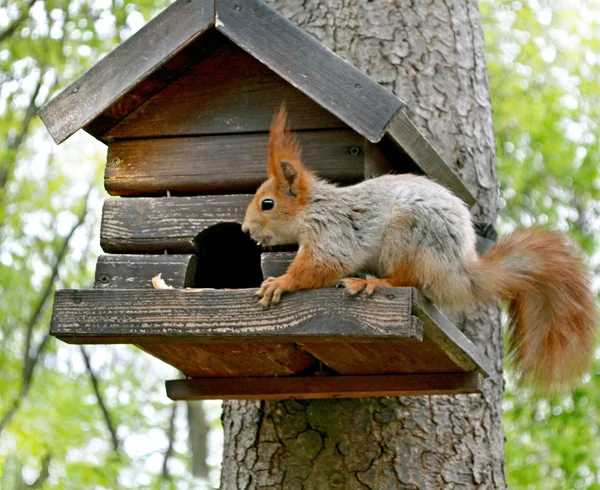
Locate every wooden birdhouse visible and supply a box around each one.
[41,0,495,400]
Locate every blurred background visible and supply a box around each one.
[0,0,598,488]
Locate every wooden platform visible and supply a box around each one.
[51,287,492,400]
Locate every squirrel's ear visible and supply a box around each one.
[267,104,305,182]
[279,160,299,197]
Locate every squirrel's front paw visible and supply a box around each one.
[255,275,290,307]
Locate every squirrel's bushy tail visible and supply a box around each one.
[471,229,597,392]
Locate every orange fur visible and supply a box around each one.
[257,248,345,307]
[471,229,598,392]
[267,104,311,204]
[242,105,313,247]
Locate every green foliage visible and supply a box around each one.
[481,0,600,487]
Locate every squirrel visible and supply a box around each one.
[241,105,597,391]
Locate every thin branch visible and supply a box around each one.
[29,453,52,489]
[187,401,210,479]
[0,72,44,191]
[80,346,120,453]
[0,185,93,436]
[161,404,178,482]
[0,0,37,44]
[22,186,92,380]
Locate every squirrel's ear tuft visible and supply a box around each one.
[267,103,304,181]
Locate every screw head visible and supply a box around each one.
[99,274,110,284]
[349,146,361,156]
[74,297,82,304]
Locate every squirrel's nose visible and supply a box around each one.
[241,223,249,234]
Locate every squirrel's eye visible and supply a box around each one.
[261,199,275,211]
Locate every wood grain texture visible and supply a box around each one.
[85,29,225,140]
[94,254,197,289]
[105,130,365,196]
[105,38,347,138]
[101,194,251,253]
[166,372,484,400]
[38,0,214,144]
[410,289,493,376]
[51,288,418,343]
[137,342,317,377]
[297,329,478,375]
[386,111,476,206]
[215,0,403,143]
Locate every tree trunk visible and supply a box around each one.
[221,0,506,488]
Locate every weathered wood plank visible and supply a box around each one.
[215,0,404,143]
[137,342,318,377]
[296,317,474,375]
[166,372,484,400]
[100,195,251,253]
[94,254,197,289]
[410,289,493,376]
[105,39,347,139]
[38,0,214,144]
[51,288,417,343]
[105,130,365,196]
[260,251,297,279]
[51,287,493,378]
[386,111,476,206]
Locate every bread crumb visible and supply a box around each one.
[152,273,174,290]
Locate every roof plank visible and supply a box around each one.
[38,0,215,144]
[215,0,404,142]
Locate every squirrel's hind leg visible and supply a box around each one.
[338,277,394,296]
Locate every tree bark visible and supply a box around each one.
[221,0,505,488]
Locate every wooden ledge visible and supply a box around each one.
[52,287,421,342]
[166,372,484,400]
[51,287,492,385]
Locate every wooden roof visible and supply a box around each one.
[38,0,404,145]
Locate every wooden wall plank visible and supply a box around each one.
[105,39,346,139]
[137,342,317,377]
[51,288,417,343]
[215,0,403,143]
[94,254,197,289]
[166,372,484,400]
[105,130,365,196]
[260,251,296,279]
[101,194,251,253]
[38,0,214,144]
